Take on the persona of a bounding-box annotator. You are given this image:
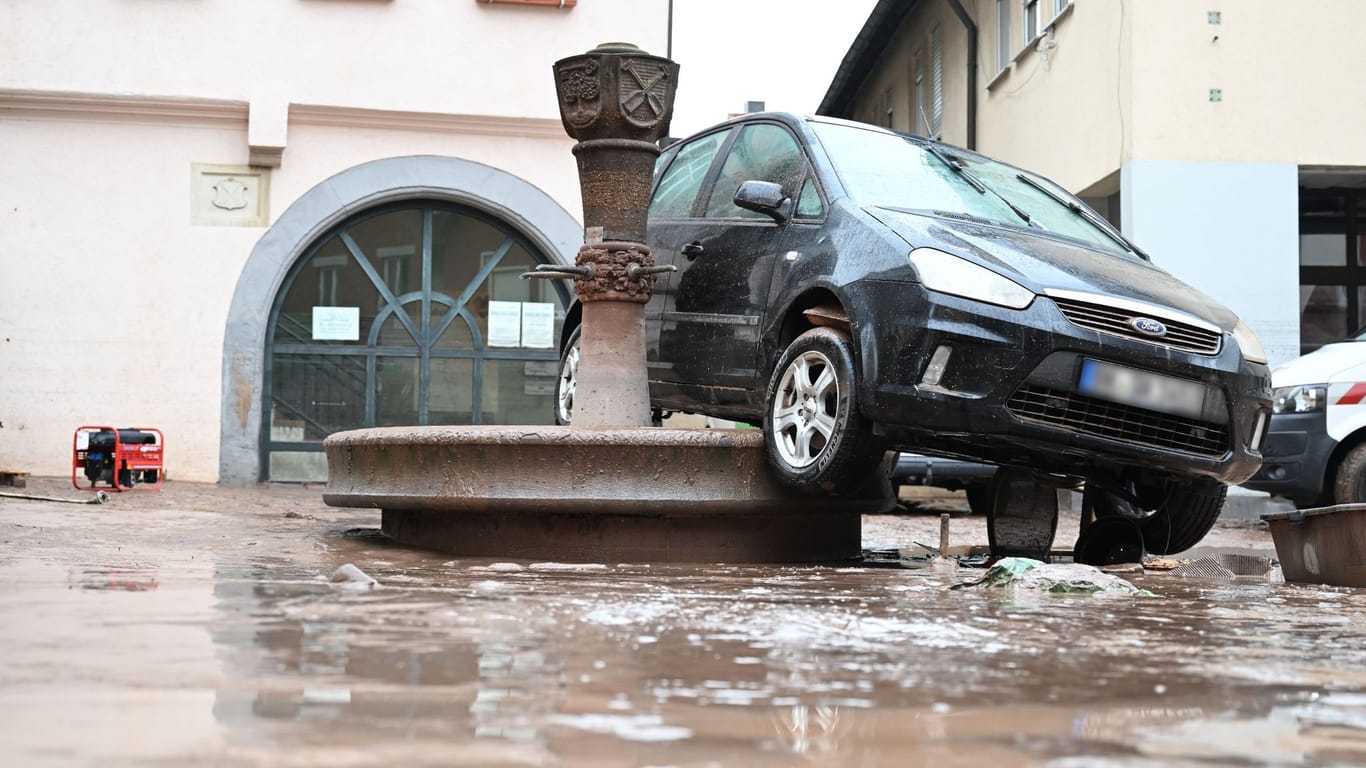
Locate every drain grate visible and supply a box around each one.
[1171,553,1275,581]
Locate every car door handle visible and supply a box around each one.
[681,242,704,260]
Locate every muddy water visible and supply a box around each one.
[1,483,1365,767]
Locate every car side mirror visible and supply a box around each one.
[733,180,793,223]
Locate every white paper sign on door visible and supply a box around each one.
[520,302,556,349]
[312,306,360,341]
[487,301,522,347]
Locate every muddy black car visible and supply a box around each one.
[556,114,1272,554]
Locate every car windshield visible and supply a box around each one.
[811,121,1133,257]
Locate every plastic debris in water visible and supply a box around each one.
[957,557,1156,596]
[330,563,379,590]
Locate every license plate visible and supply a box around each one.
[1078,359,1207,419]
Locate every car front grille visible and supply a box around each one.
[1051,296,1222,355]
[1007,385,1229,457]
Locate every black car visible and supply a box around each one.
[556,113,1272,554]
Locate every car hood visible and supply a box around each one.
[868,207,1240,329]
[1271,341,1366,387]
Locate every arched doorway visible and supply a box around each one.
[262,201,570,480]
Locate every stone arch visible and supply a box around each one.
[219,156,580,483]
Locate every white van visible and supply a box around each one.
[1244,330,1366,506]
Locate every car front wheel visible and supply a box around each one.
[1083,476,1227,555]
[763,327,881,493]
[554,325,581,426]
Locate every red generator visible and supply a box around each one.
[73,426,165,491]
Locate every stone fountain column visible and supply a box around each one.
[528,43,679,426]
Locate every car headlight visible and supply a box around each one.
[1272,384,1327,414]
[908,247,1034,309]
[1231,319,1267,364]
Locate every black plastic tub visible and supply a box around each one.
[1261,504,1366,588]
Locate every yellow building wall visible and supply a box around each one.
[1129,0,1366,167]
[843,0,1366,190]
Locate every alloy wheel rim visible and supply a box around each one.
[557,342,579,423]
[772,350,839,468]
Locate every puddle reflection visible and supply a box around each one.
[5,516,1363,766]
[67,566,160,592]
[194,536,1366,766]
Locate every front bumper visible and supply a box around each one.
[1242,410,1333,505]
[846,279,1272,485]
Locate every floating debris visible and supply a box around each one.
[1144,557,1189,571]
[330,563,379,590]
[958,557,1156,596]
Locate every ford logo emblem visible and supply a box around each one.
[1129,317,1168,337]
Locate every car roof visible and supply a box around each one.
[688,111,984,162]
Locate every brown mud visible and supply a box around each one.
[1,478,1363,767]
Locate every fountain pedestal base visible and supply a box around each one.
[324,426,887,563]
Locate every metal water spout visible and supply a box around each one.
[525,42,680,427]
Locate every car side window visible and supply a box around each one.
[652,143,680,186]
[703,124,806,220]
[795,178,824,219]
[649,128,732,220]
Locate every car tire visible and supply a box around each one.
[1084,477,1227,555]
[1331,442,1366,504]
[965,482,992,517]
[985,468,1059,559]
[763,327,881,493]
[554,325,581,426]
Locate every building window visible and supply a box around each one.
[884,87,894,129]
[1054,0,1070,18]
[930,26,943,138]
[312,253,347,305]
[1299,189,1366,353]
[1023,0,1040,44]
[996,0,1012,73]
[377,245,413,297]
[913,49,926,135]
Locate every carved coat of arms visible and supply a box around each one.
[619,59,671,129]
[558,59,602,128]
[211,178,250,211]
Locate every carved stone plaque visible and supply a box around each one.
[191,163,270,227]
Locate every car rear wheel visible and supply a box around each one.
[1083,477,1227,555]
[764,327,882,493]
[554,325,581,426]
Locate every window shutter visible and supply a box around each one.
[913,50,925,135]
[996,0,1011,73]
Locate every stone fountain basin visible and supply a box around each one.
[323,426,888,562]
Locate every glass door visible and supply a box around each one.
[263,202,569,480]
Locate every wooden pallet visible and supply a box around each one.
[0,469,29,488]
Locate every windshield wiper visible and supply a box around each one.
[1014,173,1135,253]
[924,143,987,193]
[923,143,1037,227]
